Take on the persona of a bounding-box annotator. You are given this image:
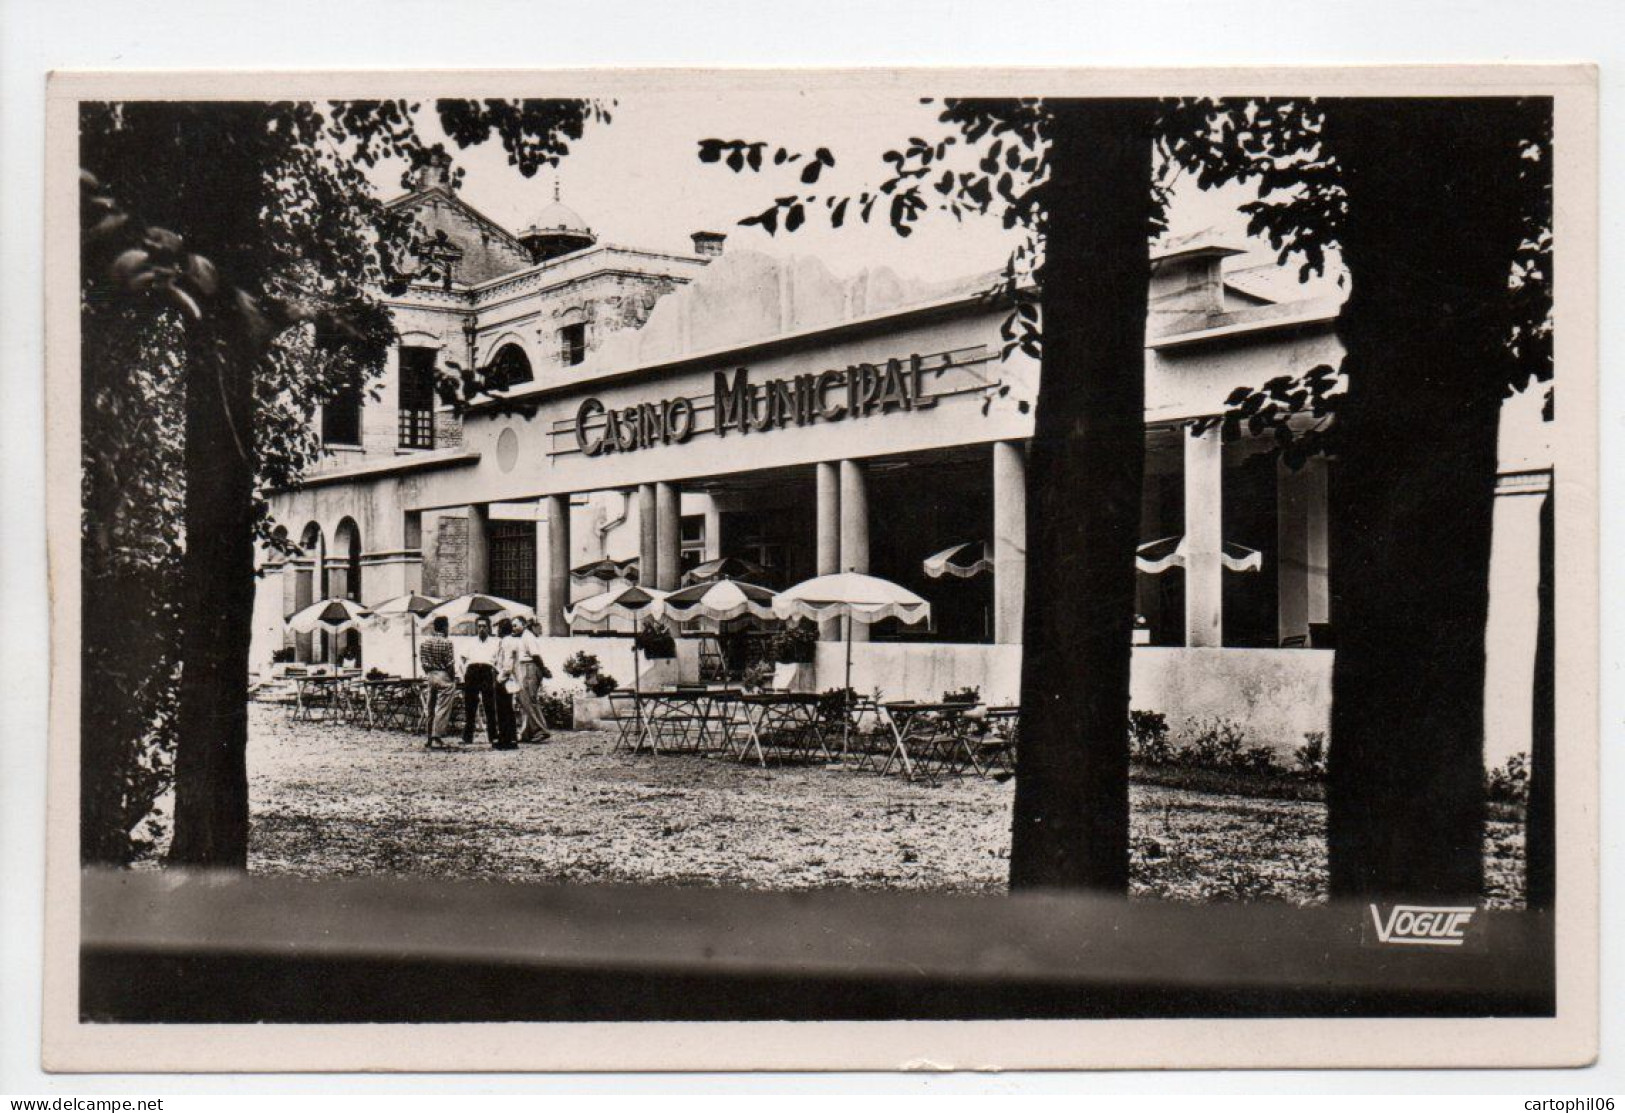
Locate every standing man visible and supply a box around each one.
[419,615,457,750]
[516,615,552,743]
[457,616,504,749]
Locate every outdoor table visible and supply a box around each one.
[356,678,424,732]
[291,675,354,722]
[606,689,646,752]
[734,692,828,767]
[637,687,744,755]
[877,701,987,782]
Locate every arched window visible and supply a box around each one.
[332,518,364,667]
[295,523,325,663]
[488,343,533,390]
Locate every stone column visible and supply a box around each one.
[992,440,1027,645]
[655,481,681,590]
[541,494,571,636]
[816,461,841,640]
[839,458,870,642]
[1183,425,1223,647]
[464,504,490,595]
[1276,457,1329,645]
[637,483,658,589]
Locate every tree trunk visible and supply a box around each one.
[168,321,257,867]
[1323,100,1531,900]
[1010,100,1155,891]
[1526,483,1555,910]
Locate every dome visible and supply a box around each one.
[524,200,591,237]
[519,192,597,263]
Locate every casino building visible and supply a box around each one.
[251,161,1554,763]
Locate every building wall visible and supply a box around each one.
[812,641,1333,758]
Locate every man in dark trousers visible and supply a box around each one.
[419,615,457,749]
[455,615,506,749]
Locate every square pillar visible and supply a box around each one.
[465,504,490,595]
[1276,457,1329,645]
[992,440,1027,645]
[637,483,658,589]
[541,494,571,636]
[1183,426,1223,647]
[839,459,870,642]
[816,461,841,640]
[656,481,681,590]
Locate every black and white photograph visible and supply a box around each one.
[35,65,1599,1072]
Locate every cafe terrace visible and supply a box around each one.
[250,161,1554,764]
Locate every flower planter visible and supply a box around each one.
[772,661,816,693]
[572,694,615,729]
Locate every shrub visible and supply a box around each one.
[943,686,981,705]
[1486,752,1530,805]
[817,687,857,721]
[772,622,818,664]
[1169,716,1286,778]
[1178,716,1250,769]
[586,672,620,698]
[537,690,574,730]
[1129,709,1174,765]
[1294,731,1328,778]
[561,651,601,680]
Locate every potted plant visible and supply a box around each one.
[561,651,621,728]
[634,617,678,677]
[771,621,818,692]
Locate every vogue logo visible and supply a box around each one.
[1367,904,1476,946]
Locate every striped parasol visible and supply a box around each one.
[922,540,994,580]
[1136,535,1264,574]
[366,593,442,678]
[424,592,535,635]
[659,577,779,626]
[285,597,373,635]
[680,555,769,587]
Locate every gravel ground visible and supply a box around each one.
[246,702,1526,906]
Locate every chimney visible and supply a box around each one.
[408,151,453,194]
[691,231,726,258]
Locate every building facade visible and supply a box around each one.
[252,171,1553,765]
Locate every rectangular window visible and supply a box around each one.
[320,382,363,447]
[679,514,706,576]
[398,346,438,449]
[559,322,587,367]
[488,519,537,609]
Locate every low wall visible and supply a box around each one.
[815,642,1333,756]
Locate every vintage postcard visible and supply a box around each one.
[41,65,1599,1071]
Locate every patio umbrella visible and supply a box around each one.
[923,540,994,580]
[572,556,638,583]
[1135,535,1264,574]
[564,583,669,696]
[773,570,931,701]
[680,555,769,587]
[659,577,779,625]
[368,592,442,677]
[424,592,535,635]
[286,596,373,635]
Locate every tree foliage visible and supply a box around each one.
[1164,96,1554,464]
[80,98,603,864]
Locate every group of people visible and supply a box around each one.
[418,614,554,750]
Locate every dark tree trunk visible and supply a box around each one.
[168,321,257,867]
[1526,483,1555,910]
[1323,100,1532,900]
[1010,100,1155,891]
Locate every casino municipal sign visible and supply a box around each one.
[569,350,967,458]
